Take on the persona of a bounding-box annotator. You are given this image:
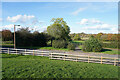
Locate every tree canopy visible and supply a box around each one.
[2,29,13,41]
[47,18,70,41]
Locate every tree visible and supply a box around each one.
[82,36,102,52]
[47,18,71,45]
[96,32,103,40]
[16,27,47,47]
[2,29,13,41]
[73,34,81,40]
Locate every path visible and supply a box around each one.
[39,48,119,58]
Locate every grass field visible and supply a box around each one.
[79,45,119,55]
[2,54,119,78]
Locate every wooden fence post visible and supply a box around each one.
[88,55,89,63]
[101,56,102,64]
[64,54,65,61]
[8,48,9,54]
[16,49,17,54]
[42,51,43,56]
[25,49,26,55]
[51,53,52,59]
[114,58,116,66]
[33,49,34,56]
[76,56,78,62]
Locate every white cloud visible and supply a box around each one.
[7,15,35,23]
[1,24,22,31]
[34,26,47,31]
[81,24,118,33]
[72,8,86,15]
[77,18,102,25]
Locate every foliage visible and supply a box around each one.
[2,29,13,41]
[73,34,81,40]
[2,54,118,78]
[102,41,118,48]
[95,32,103,40]
[16,28,47,47]
[47,24,66,39]
[82,36,103,52]
[47,18,71,43]
[52,39,67,48]
[67,43,75,50]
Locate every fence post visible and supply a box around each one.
[114,58,116,66]
[16,49,17,54]
[8,48,9,54]
[51,53,52,59]
[42,51,43,56]
[33,49,34,56]
[101,56,102,64]
[64,54,65,61]
[76,56,78,62]
[88,55,89,63]
[25,49,26,55]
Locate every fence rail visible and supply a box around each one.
[0,48,119,66]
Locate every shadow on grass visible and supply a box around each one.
[101,49,112,52]
[2,45,14,48]
[1,53,24,58]
[16,45,52,49]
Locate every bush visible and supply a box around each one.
[67,43,75,50]
[82,36,102,52]
[52,39,67,48]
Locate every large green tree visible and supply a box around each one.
[47,18,71,45]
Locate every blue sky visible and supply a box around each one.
[1,2,118,34]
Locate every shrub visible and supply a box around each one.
[52,39,67,48]
[67,43,75,50]
[82,36,102,52]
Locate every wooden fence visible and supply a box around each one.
[1,48,50,57]
[0,48,119,66]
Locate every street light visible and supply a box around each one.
[14,24,20,49]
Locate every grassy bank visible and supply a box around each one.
[2,54,118,78]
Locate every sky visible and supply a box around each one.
[1,2,118,34]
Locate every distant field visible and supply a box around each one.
[2,54,118,78]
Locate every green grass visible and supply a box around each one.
[79,45,83,49]
[39,47,69,51]
[2,54,119,78]
[72,40,84,43]
[100,49,120,55]
[16,46,70,51]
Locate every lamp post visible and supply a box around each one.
[14,24,20,49]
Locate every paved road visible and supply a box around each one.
[40,48,119,58]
